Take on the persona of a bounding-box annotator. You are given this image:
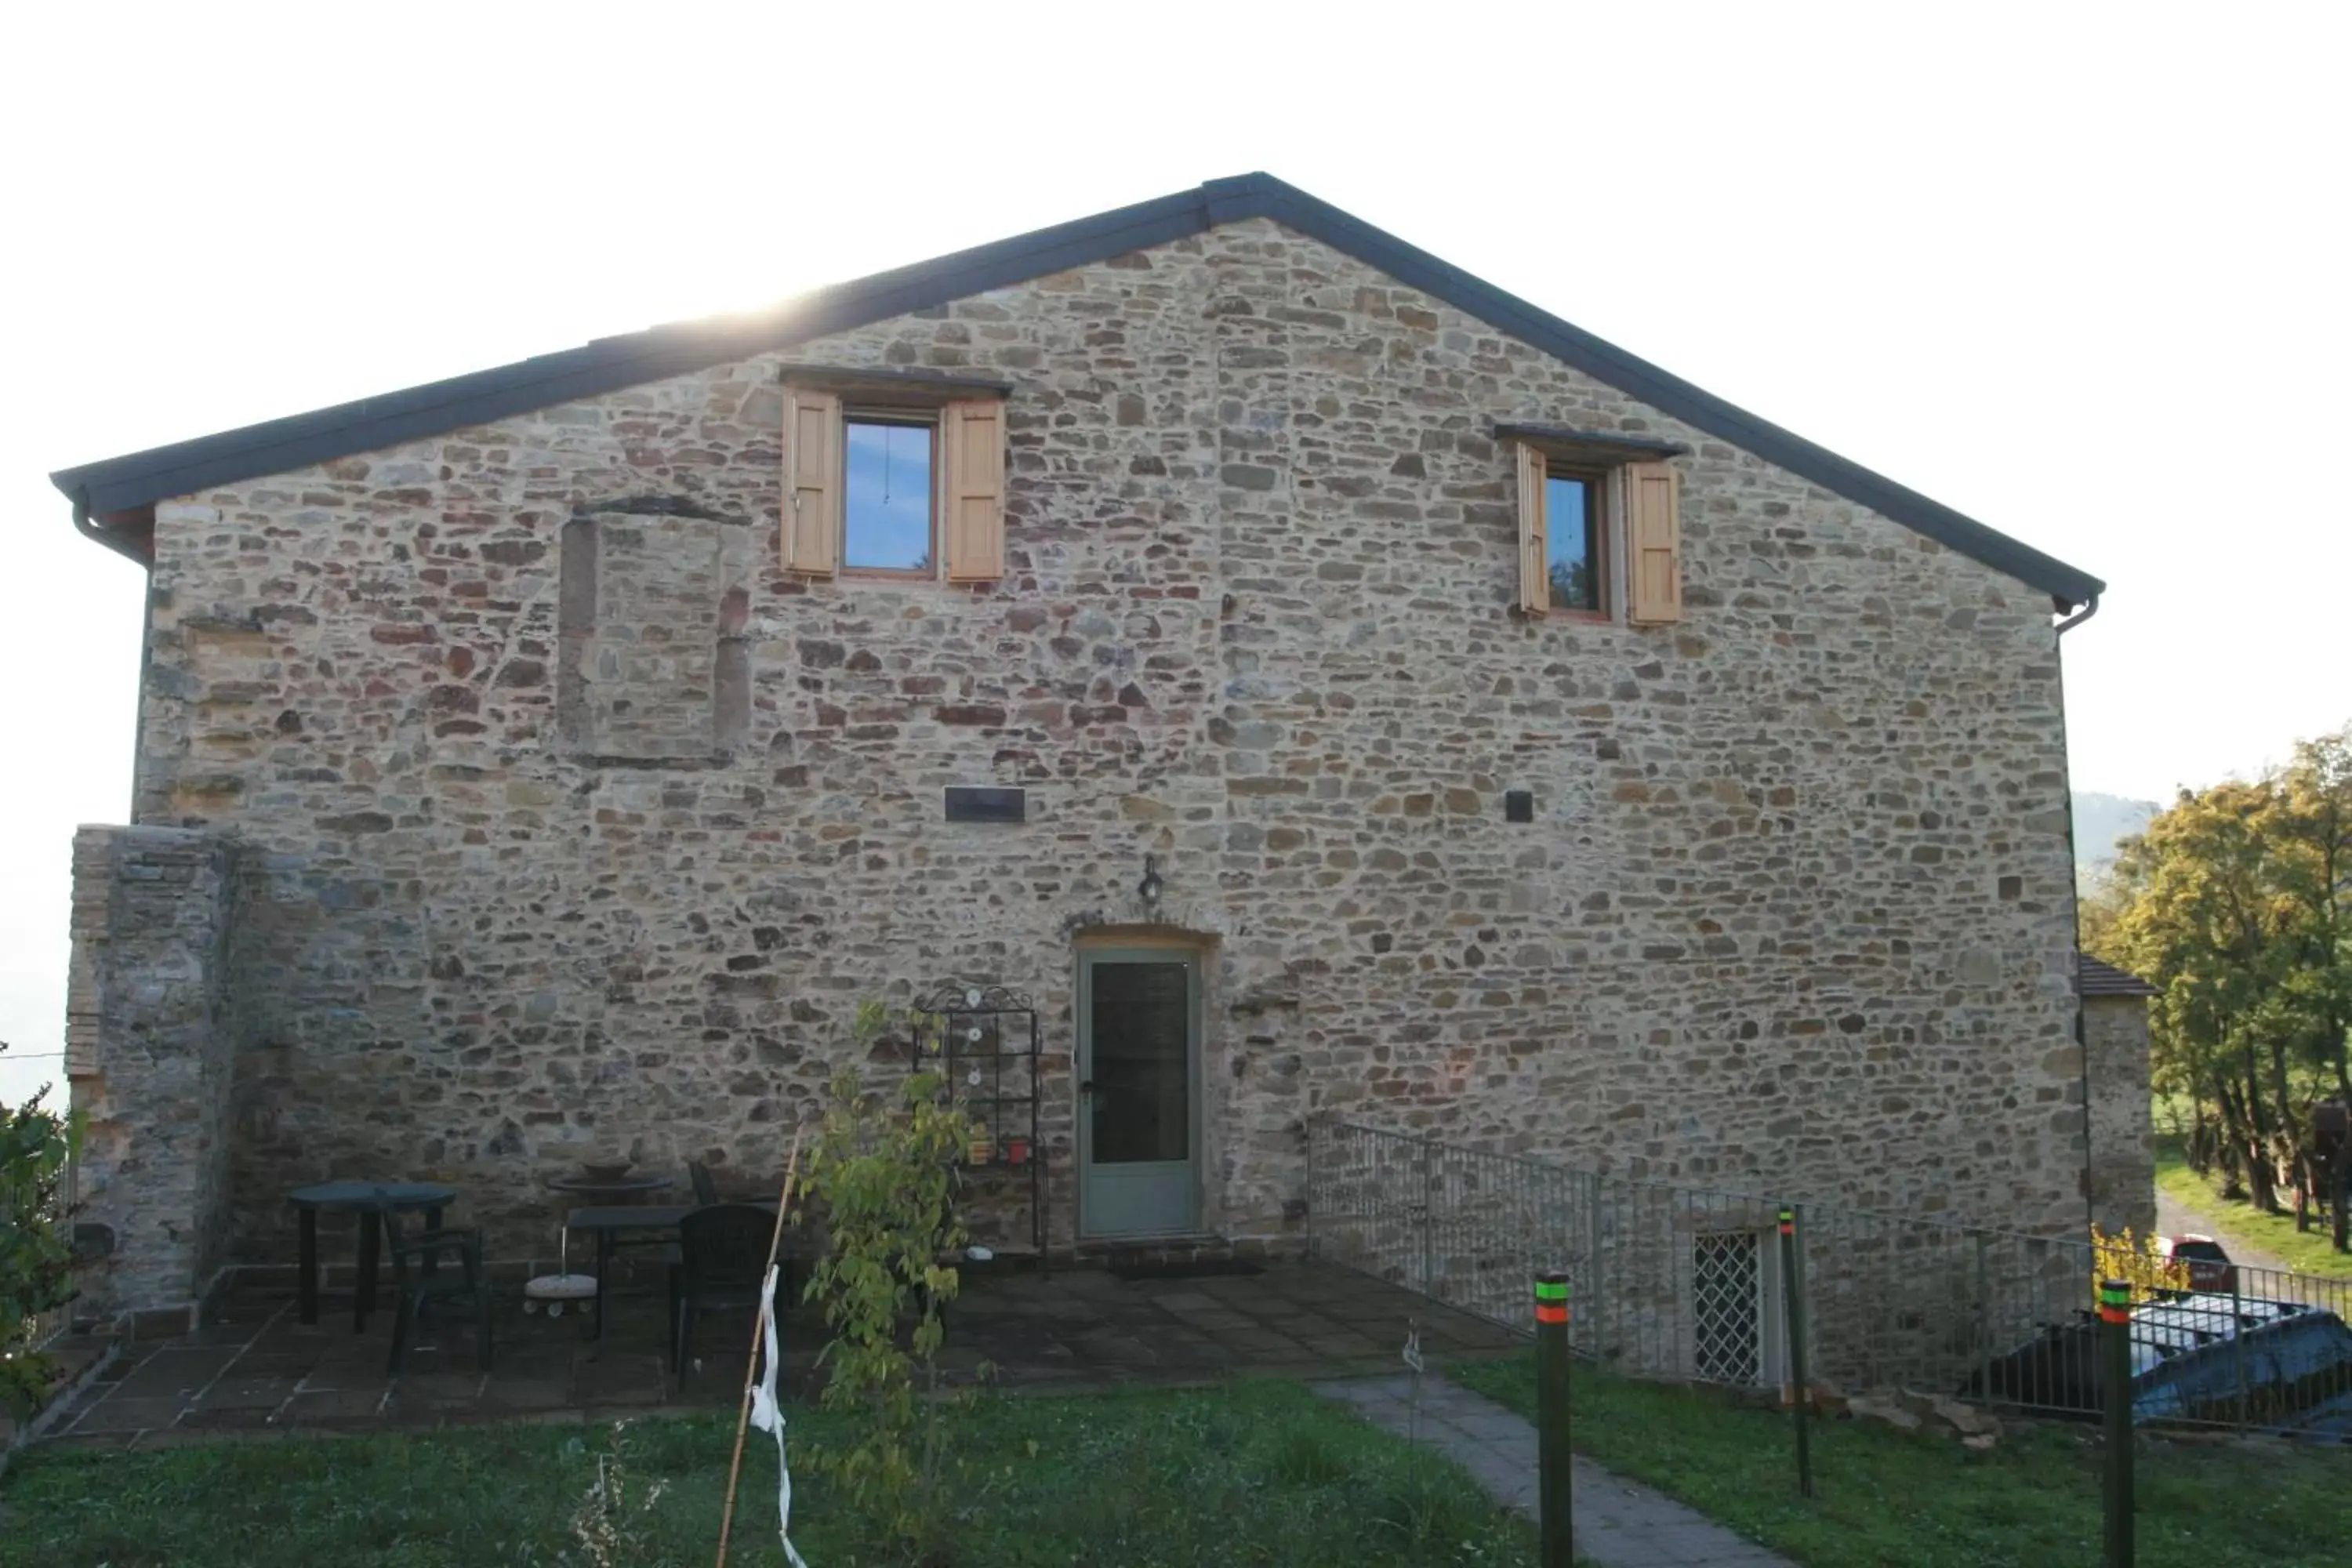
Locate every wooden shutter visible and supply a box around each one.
[941,397,1007,583]
[782,386,841,575]
[1624,459,1683,625]
[1515,440,1548,615]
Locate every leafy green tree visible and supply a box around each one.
[2109,781,2288,1206]
[2078,861,2133,964]
[2272,727,2352,1109]
[2,1050,79,1414]
[800,1000,982,1560]
[2097,723,2352,1243]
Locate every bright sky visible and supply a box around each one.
[5,2,2347,1105]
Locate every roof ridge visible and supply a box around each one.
[49,173,2103,605]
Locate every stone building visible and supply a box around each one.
[2079,956,2158,1238]
[50,173,2137,1327]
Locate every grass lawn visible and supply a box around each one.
[2155,1138,2352,1281]
[1453,1352,2352,1568]
[0,1381,1536,1567]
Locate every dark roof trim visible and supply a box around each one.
[49,172,2103,605]
[49,184,1208,517]
[1256,175,2103,605]
[2078,955,2159,997]
[1494,423,1691,465]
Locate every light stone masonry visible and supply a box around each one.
[95,216,2103,1280]
[63,826,238,1327]
[2084,993,2156,1238]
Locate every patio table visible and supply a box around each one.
[547,1174,676,1201]
[288,1180,457,1330]
[565,1202,778,1352]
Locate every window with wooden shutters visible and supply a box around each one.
[782,386,841,575]
[1506,426,1686,626]
[779,366,1011,584]
[941,397,1006,582]
[1624,459,1683,626]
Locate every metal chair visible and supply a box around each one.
[378,1200,493,1375]
[670,1203,778,1384]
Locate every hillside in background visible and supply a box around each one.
[2072,790,2160,867]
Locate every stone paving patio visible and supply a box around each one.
[39,1259,1520,1451]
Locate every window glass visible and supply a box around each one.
[844,417,935,571]
[1089,961,1191,1164]
[1545,473,1601,612]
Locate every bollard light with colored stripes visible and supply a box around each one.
[1534,1271,1574,1568]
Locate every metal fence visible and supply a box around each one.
[1306,1118,2352,1436]
[10,1142,78,1360]
[20,1303,69,1358]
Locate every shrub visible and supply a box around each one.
[1,1053,79,1415]
[566,1421,668,1567]
[2091,1224,2189,1302]
[799,1000,981,1562]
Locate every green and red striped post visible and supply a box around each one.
[1534,1270,1573,1568]
[2097,1278,2134,1568]
[1778,1206,1813,1497]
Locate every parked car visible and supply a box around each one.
[2159,1233,2239,1294]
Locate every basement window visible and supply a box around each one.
[843,413,937,574]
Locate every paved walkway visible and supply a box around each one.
[1316,1374,1795,1568]
[40,1259,1521,1450]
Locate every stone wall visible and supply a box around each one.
[2084,994,2155,1237]
[122,215,2088,1262]
[64,825,238,1327]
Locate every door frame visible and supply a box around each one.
[1074,941,1205,1239]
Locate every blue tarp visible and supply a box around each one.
[1968,1294,2352,1439]
[2129,1298,2352,1432]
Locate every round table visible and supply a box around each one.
[287,1180,457,1331]
[547,1174,675,1200]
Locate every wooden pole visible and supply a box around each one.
[716,1130,804,1568]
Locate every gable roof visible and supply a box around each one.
[2079,955,2158,997]
[49,172,2103,607]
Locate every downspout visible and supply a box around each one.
[2056,593,2100,637]
[2056,592,2102,1235]
[70,489,152,568]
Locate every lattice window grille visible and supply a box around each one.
[1693,1231,1764,1384]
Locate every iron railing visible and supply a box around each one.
[20,1148,78,1357]
[1307,1118,2352,1436]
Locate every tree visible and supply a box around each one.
[2096,722,2352,1247]
[1,1047,78,1414]
[2272,727,2352,1109]
[2272,727,2352,1236]
[2109,782,2288,1207]
[2078,861,2134,964]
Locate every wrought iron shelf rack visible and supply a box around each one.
[910,983,1046,1268]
